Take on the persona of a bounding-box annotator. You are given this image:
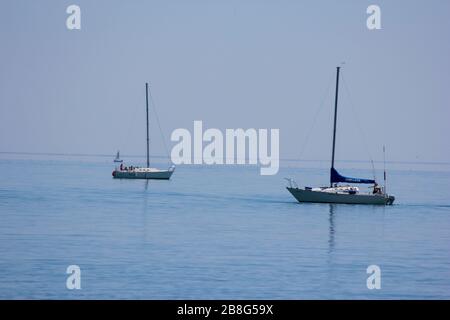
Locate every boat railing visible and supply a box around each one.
[284,178,298,189]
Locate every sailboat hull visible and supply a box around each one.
[287,187,395,205]
[113,168,174,180]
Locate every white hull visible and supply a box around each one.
[287,187,395,205]
[113,167,175,180]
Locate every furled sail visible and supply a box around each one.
[330,167,375,184]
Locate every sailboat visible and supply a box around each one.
[286,67,395,205]
[112,83,175,180]
[113,150,123,163]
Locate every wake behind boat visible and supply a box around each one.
[112,83,175,180]
[287,66,395,205]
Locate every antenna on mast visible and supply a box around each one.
[383,145,387,194]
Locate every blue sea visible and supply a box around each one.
[0,156,449,299]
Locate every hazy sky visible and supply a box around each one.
[1,0,449,164]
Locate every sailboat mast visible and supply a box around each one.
[145,83,150,168]
[330,66,340,186]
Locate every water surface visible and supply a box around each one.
[0,157,449,299]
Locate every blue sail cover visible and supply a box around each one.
[330,167,375,184]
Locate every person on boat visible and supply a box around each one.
[120,163,124,171]
[373,183,382,194]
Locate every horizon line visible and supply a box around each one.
[0,151,449,166]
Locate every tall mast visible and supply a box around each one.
[145,83,150,168]
[331,66,340,186]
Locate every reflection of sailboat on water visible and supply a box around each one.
[112,83,175,180]
[286,66,395,205]
[328,204,335,253]
[113,151,123,163]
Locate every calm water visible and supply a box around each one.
[0,157,449,299]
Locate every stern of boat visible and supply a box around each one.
[386,195,395,205]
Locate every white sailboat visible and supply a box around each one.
[112,83,175,180]
[113,151,123,163]
[286,67,395,205]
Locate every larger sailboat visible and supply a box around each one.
[112,83,175,180]
[286,67,395,205]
